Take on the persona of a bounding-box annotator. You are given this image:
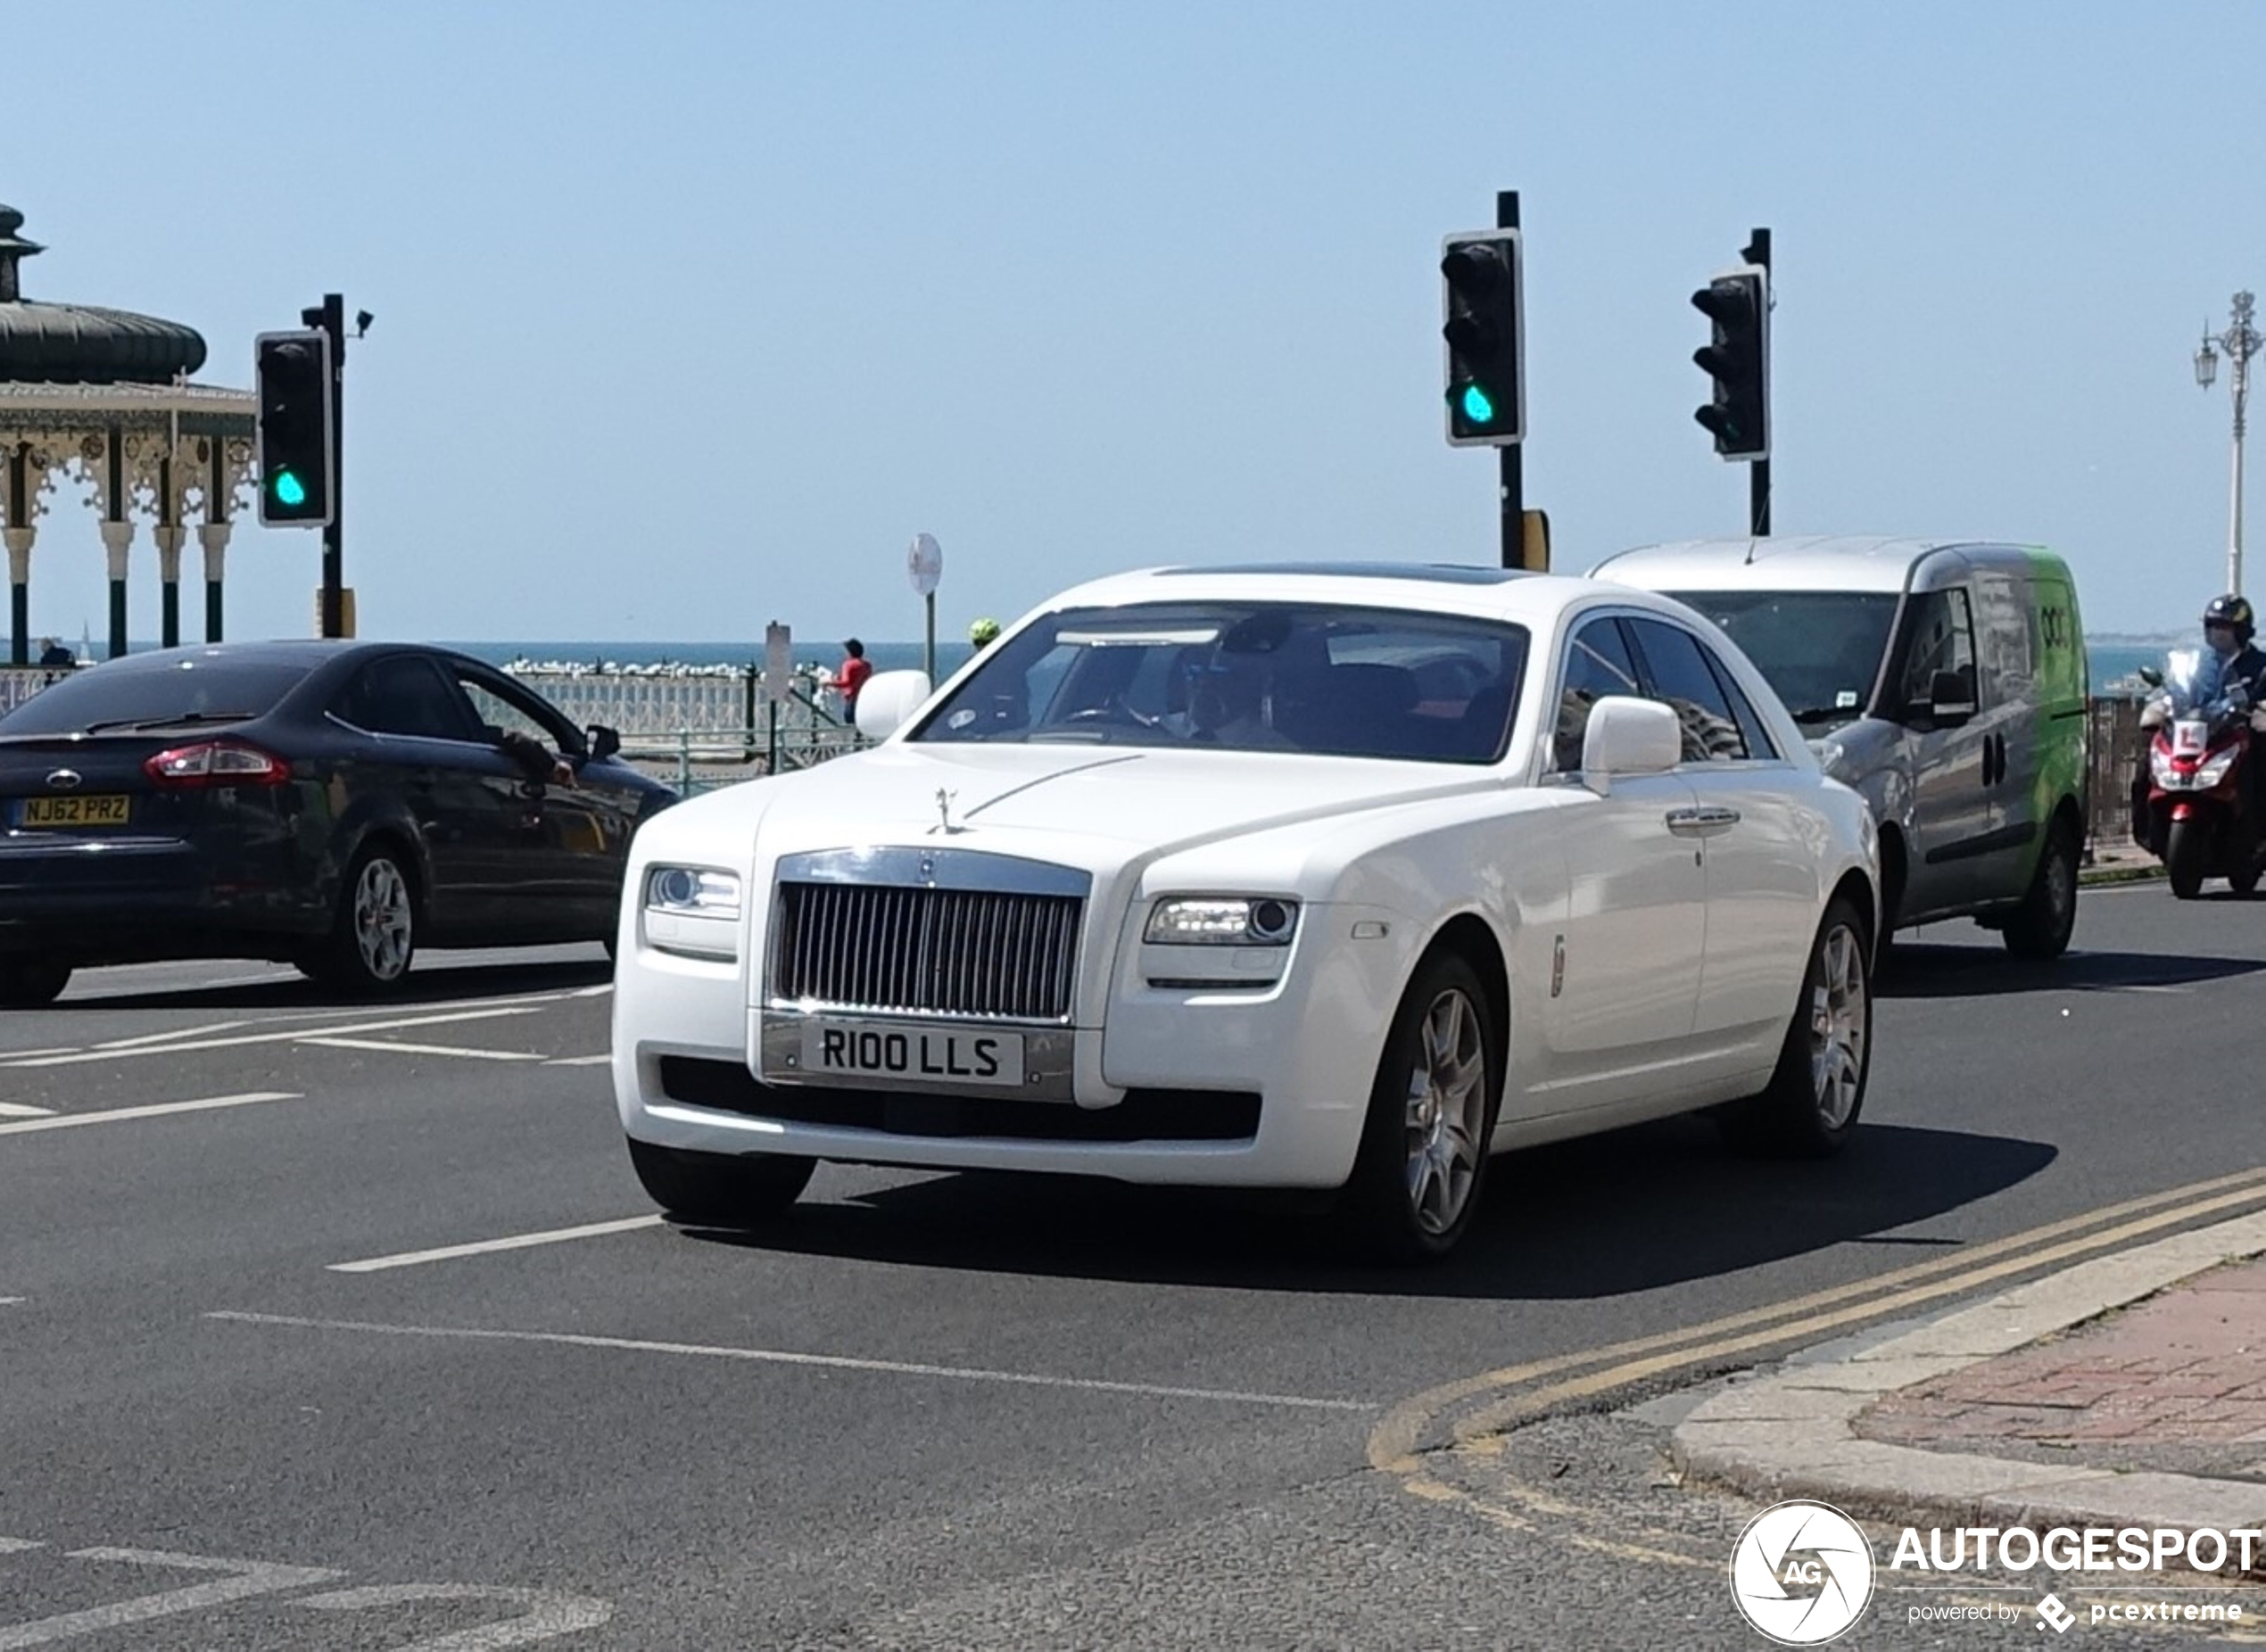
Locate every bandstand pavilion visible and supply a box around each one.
[0,202,257,666]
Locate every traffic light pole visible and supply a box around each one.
[1497,191,1523,570]
[1745,227,1770,537]
[303,293,346,639]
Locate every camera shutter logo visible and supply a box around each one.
[1729,1500,1875,1646]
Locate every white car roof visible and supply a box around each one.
[1028,561,1699,628]
[1584,535,2030,595]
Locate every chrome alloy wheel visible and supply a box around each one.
[1402,987,1488,1236]
[1808,921,1868,1129]
[353,857,414,982]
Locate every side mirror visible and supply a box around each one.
[848,670,932,743]
[1580,696,1682,795]
[2138,665,2164,689]
[587,724,621,762]
[1928,669,1977,723]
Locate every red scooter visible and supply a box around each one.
[2136,649,2265,898]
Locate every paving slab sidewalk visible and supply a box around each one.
[1671,1210,2266,1577]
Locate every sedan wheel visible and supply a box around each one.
[0,959,70,1009]
[1720,895,1872,1157]
[301,847,418,993]
[1346,953,1500,1263]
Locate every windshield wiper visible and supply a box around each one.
[80,711,257,734]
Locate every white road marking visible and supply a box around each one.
[298,1037,550,1062]
[328,1216,666,1272]
[0,1049,80,1062]
[294,1582,612,1646]
[544,1054,612,1067]
[0,1549,342,1649]
[205,1310,1378,1410]
[95,1020,257,1049]
[0,1092,301,1137]
[0,1102,56,1118]
[0,1007,544,1069]
[0,1298,23,1306]
[0,1538,41,1553]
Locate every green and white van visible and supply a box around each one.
[1587,536,2088,959]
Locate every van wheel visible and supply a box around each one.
[2002,818,2080,959]
[1719,897,1871,1157]
[628,1137,814,1226]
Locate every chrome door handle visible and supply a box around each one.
[1666,805,1740,836]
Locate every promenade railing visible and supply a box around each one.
[0,663,2157,847]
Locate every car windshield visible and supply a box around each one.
[1659,590,1900,729]
[912,601,1529,764]
[0,657,310,737]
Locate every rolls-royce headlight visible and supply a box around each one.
[1144,896,1299,946]
[645,865,742,918]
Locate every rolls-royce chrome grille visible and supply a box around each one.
[767,848,1090,1022]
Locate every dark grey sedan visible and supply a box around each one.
[0,641,676,1005]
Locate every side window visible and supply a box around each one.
[1553,617,1643,772]
[335,656,475,742]
[1625,617,1749,763]
[1896,589,1978,708]
[452,668,580,752]
[1701,646,1780,762]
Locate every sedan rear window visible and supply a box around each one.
[0,658,311,736]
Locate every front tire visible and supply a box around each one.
[2002,816,2080,959]
[301,844,418,992]
[1343,953,1501,1264]
[1719,896,1871,1158]
[0,959,70,1008]
[2167,819,2206,900]
[628,1136,815,1226]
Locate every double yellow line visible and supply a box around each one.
[1370,1162,2266,1529]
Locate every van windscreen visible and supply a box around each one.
[1665,591,1901,727]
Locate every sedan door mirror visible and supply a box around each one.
[587,724,621,762]
[1580,696,1682,795]
[848,671,932,742]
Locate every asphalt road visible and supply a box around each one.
[4,883,2265,1649]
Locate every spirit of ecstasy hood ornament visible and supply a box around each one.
[928,787,964,835]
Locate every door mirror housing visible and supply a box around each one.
[2138,665,2164,689]
[848,671,932,742]
[587,724,621,763]
[1580,696,1682,795]
[1926,669,1977,724]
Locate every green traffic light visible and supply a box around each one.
[272,470,307,508]
[1460,384,1497,425]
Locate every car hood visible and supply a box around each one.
[699,742,1507,863]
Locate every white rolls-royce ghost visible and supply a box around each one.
[611,562,1880,1261]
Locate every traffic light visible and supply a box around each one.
[254,329,335,527]
[1691,267,1768,460]
[1441,230,1524,446]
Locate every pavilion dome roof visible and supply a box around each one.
[0,204,207,385]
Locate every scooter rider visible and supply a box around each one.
[2142,595,2266,835]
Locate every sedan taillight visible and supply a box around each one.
[143,739,293,789]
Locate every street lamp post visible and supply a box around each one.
[2195,291,2262,598]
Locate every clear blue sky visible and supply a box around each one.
[6,1,2259,647]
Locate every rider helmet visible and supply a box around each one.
[2204,593,2255,648]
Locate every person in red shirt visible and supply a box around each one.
[830,638,873,725]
